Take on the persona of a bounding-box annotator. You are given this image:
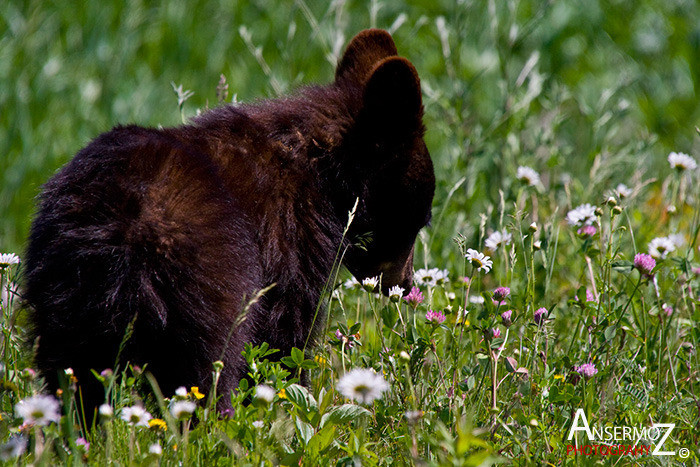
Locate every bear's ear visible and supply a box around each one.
[361,56,423,134]
[335,29,398,84]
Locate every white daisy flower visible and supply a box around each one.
[254,384,276,404]
[668,151,697,171]
[648,236,676,259]
[465,249,493,274]
[566,203,597,226]
[14,395,60,426]
[484,230,512,251]
[435,269,450,285]
[175,386,188,398]
[120,405,152,427]
[615,183,632,198]
[668,233,686,249]
[99,404,114,418]
[0,436,27,461]
[0,253,20,268]
[361,276,379,292]
[404,410,423,424]
[414,268,437,287]
[337,368,389,405]
[170,400,196,419]
[149,443,163,456]
[388,285,404,302]
[516,166,541,187]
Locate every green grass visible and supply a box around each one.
[1,0,700,464]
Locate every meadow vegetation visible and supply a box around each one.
[1,0,699,464]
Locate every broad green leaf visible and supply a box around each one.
[285,384,317,412]
[320,404,371,428]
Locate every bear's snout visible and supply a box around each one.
[378,245,415,295]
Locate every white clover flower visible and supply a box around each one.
[469,295,485,304]
[484,230,512,251]
[14,395,60,426]
[362,276,379,292]
[615,183,632,199]
[337,368,389,405]
[252,420,264,429]
[170,400,196,419]
[668,151,697,171]
[0,436,27,461]
[254,384,276,404]
[0,253,20,268]
[465,249,492,274]
[566,203,596,226]
[99,403,114,418]
[175,386,188,398]
[516,166,541,187]
[648,236,676,259]
[149,443,163,456]
[388,285,404,302]
[120,405,152,427]
[343,276,361,289]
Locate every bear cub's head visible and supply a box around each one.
[333,30,435,294]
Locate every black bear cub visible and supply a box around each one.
[24,29,435,415]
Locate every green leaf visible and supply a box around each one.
[490,337,504,349]
[504,356,518,372]
[381,305,398,328]
[466,375,476,390]
[549,385,560,401]
[285,384,317,412]
[306,424,336,455]
[295,418,315,445]
[238,378,248,391]
[291,347,305,365]
[611,260,634,273]
[280,356,296,368]
[299,360,318,370]
[604,325,616,341]
[318,387,333,415]
[320,404,371,428]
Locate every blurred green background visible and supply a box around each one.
[2,0,699,255]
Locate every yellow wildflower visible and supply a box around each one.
[277,388,287,399]
[190,386,205,400]
[149,418,167,430]
[314,355,327,366]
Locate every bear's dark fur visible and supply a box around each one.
[23,29,434,415]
